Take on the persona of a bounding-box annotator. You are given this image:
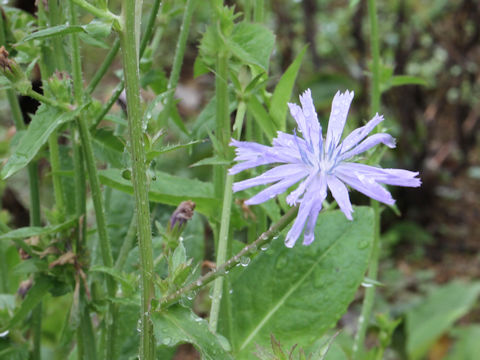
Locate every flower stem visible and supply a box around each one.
[160,205,299,309]
[353,0,381,357]
[209,173,234,332]
[86,39,120,95]
[119,1,155,358]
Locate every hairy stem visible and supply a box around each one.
[119,1,155,358]
[160,206,299,309]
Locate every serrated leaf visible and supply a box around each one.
[152,305,233,360]
[0,218,77,241]
[227,23,275,72]
[99,168,219,219]
[406,281,480,360]
[224,207,374,359]
[1,103,87,179]
[270,46,307,131]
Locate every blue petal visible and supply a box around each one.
[325,90,354,151]
[244,171,307,205]
[334,167,395,205]
[327,175,353,220]
[338,133,395,162]
[337,163,421,187]
[299,89,322,157]
[232,164,308,192]
[340,113,384,153]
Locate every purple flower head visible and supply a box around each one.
[229,89,421,248]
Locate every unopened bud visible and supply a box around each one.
[0,46,31,94]
[168,200,196,230]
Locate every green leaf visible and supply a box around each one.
[152,305,233,360]
[99,168,220,219]
[406,281,480,360]
[227,23,275,72]
[89,265,135,294]
[1,103,87,179]
[269,46,307,131]
[92,129,125,168]
[247,95,277,140]
[189,155,231,168]
[381,74,428,93]
[20,24,85,42]
[446,325,480,360]
[20,20,112,43]
[1,276,52,331]
[147,140,204,162]
[224,207,374,359]
[0,218,77,241]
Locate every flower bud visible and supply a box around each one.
[0,46,31,94]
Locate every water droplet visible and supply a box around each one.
[240,256,250,267]
[196,280,202,286]
[229,289,233,294]
[136,319,142,332]
[361,282,373,288]
[357,240,369,249]
[0,330,9,337]
[272,235,279,240]
[260,244,269,251]
[163,337,172,346]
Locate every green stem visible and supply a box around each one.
[253,0,264,22]
[24,88,70,111]
[68,1,117,355]
[209,173,234,332]
[89,0,163,129]
[160,206,299,309]
[119,2,155,359]
[86,40,120,95]
[47,133,65,219]
[158,0,196,129]
[353,0,381,357]
[31,302,42,360]
[71,0,119,23]
[114,212,137,271]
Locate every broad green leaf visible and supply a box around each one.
[224,207,374,359]
[92,129,125,168]
[270,46,307,131]
[247,96,277,140]
[227,23,275,72]
[1,276,52,331]
[152,305,233,360]
[0,218,77,241]
[1,103,87,179]
[406,281,480,360]
[99,168,220,219]
[446,325,480,360]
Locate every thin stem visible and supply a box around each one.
[31,302,42,360]
[114,212,137,271]
[119,1,155,359]
[158,0,196,129]
[86,39,120,95]
[209,173,234,332]
[68,1,117,355]
[353,0,381,357]
[160,206,299,309]
[89,0,163,129]
[24,88,71,111]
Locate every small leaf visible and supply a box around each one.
[1,276,52,331]
[20,24,85,42]
[247,96,277,140]
[89,265,135,294]
[1,103,88,179]
[152,305,233,360]
[0,218,77,241]
[147,140,204,162]
[227,23,275,72]
[270,46,307,131]
[189,155,231,168]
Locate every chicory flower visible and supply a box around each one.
[229,89,421,248]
